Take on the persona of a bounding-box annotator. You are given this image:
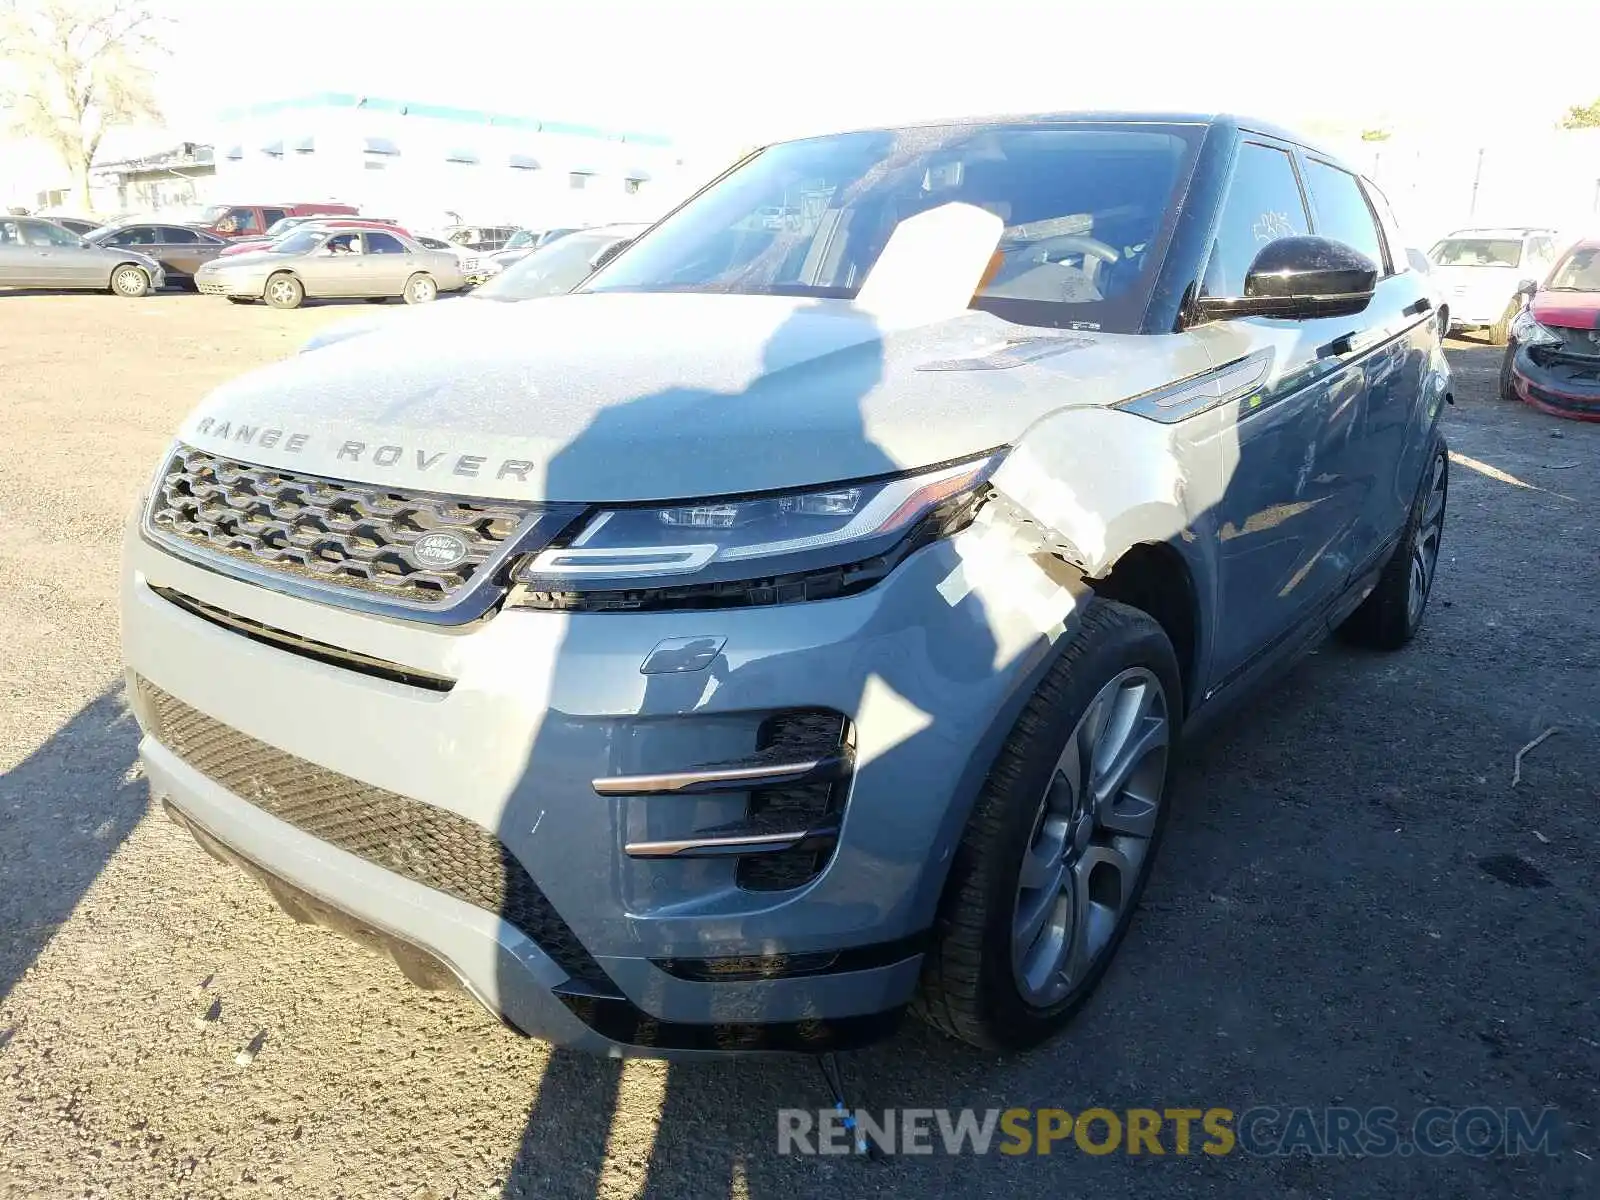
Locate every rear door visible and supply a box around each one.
[1203,139,1378,682]
[361,231,412,294]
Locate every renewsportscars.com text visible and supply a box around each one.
[777,1106,1562,1157]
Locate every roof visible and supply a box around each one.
[764,110,1346,167]
[1443,227,1560,238]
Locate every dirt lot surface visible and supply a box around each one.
[0,295,1595,1199]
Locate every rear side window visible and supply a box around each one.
[365,232,406,254]
[1301,159,1385,271]
[106,226,153,246]
[160,227,200,245]
[261,208,289,226]
[219,208,261,234]
[1203,142,1310,298]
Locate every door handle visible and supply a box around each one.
[1403,297,1433,317]
[1316,332,1360,359]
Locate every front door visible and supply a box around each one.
[1200,140,1376,683]
[360,231,413,295]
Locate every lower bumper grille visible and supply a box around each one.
[136,678,610,987]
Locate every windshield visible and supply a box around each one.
[583,123,1201,331]
[476,231,630,301]
[271,230,322,255]
[502,229,538,249]
[1430,238,1523,268]
[264,217,309,237]
[1547,245,1600,291]
[200,205,234,225]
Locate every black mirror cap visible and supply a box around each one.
[1196,236,1379,322]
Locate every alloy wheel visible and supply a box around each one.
[114,267,147,296]
[267,278,297,306]
[1408,452,1447,626]
[1011,667,1170,1007]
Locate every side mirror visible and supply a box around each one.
[1196,235,1378,322]
[1516,278,1539,299]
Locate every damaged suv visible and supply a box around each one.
[123,113,1451,1056]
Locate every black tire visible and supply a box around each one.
[916,598,1181,1051]
[226,297,253,305]
[1499,344,1519,403]
[110,264,150,298]
[1337,440,1448,651]
[264,272,304,310]
[403,272,438,305]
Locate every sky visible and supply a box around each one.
[144,0,1599,154]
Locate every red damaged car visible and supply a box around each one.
[1501,239,1600,421]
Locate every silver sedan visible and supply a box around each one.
[193,227,465,309]
[0,216,166,296]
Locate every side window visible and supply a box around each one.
[1301,159,1386,272]
[25,220,81,247]
[224,207,261,234]
[261,208,289,227]
[160,227,200,245]
[1203,142,1310,298]
[105,226,145,246]
[1360,178,1408,274]
[365,232,406,255]
[0,220,19,244]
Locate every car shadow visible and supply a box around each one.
[0,685,146,1005]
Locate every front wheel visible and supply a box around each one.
[111,265,150,297]
[917,599,1180,1050]
[1337,441,1448,650]
[264,273,304,310]
[403,273,438,304]
[1499,345,1519,403]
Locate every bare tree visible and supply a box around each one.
[0,0,164,212]
[1561,98,1600,129]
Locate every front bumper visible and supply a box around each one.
[195,272,265,298]
[1508,344,1600,421]
[122,506,1080,1055]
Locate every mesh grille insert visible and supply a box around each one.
[138,679,610,987]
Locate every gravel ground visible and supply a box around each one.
[0,296,1595,1199]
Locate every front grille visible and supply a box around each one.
[146,445,545,609]
[1549,326,1600,361]
[138,679,611,988]
[197,280,229,295]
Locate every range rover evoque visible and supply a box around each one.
[122,113,1452,1056]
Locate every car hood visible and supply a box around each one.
[1531,292,1600,330]
[178,291,1217,503]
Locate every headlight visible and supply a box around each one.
[1508,307,1561,347]
[509,452,1003,611]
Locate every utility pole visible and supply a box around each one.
[1468,147,1486,219]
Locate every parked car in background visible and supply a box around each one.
[219,217,410,257]
[0,216,165,295]
[194,226,464,308]
[440,224,519,252]
[1499,238,1600,421]
[85,223,227,288]
[129,113,1452,1058]
[467,226,586,281]
[48,216,104,236]
[200,202,360,239]
[300,223,647,352]
[474,222,644,297]
[1428,227,1561,343]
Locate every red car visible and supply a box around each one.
[1501,238,1600,421]
[217,217,410,257]
[199,202,359,239]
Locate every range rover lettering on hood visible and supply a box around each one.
[192,417,536,481]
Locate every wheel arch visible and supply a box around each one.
[1089,540,1202,714]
